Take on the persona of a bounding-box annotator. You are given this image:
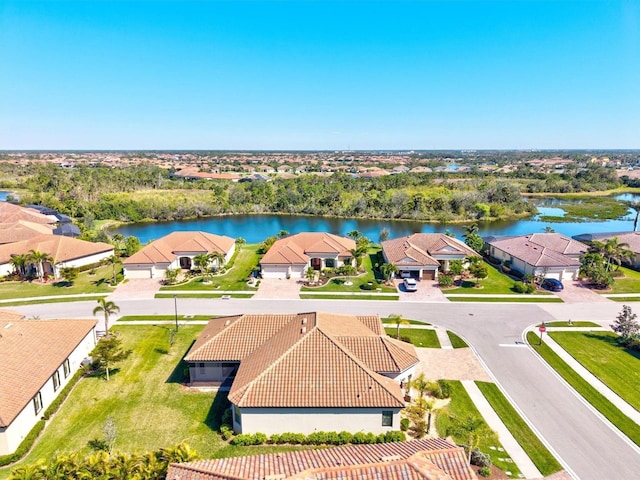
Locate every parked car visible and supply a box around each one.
[403,278,418,292]
[541,278,564,292]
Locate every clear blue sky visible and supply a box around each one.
[1,0,638,150]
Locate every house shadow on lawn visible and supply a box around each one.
[165,337,196,384]
[204,391,231,431]
[584,332,640,361]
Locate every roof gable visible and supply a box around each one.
[261,233,356,266]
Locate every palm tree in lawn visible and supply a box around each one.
[193,253,210,273]
[111,233,124,256]
[603,237,634,271]
[208,251,226,270]
[380,262,399,283]
[93,298,120,333]
[9,253,28,279]
[389,313,410,340]
[28,249,54,281]
[103,254,120,284]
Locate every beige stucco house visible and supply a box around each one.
[260,232,355,279]
[573,231,640,269]
[0,313,97,455]
[123,231,235,279]
[185,312,418,435]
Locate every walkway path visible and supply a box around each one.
[462,380,543,479]
[434,325,453,348]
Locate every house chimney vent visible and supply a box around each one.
[301,327,307,334]
[225,319,231,326]
[302,317,307,324]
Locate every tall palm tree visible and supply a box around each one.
[603,237,634,271]
[103,255,120,284]
[193,253,210,273]
[9,253,28,279]
[463,223,479,239]
[28,249,54,281]
[347,230,362,241]
[389,313,410,339]
[111,233,124,256]
[93,298,120,333]
[208,251,226,269]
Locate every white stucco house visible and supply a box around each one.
[485,233,588,281]
[0,313,97,455]
[123,231,236,279]
[381,233,478,280]
[184,312,419,435]
[260,232,356,279]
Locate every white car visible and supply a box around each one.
[403,278,418,292]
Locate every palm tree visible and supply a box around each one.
[409,372,430,398]
[445,414,494,464]
[103,255,120,284]
[9,253,28,279]
[208,251,226,270]
[543,226,556,233]
[349,245,369,271]
[389,313,410,339]
[93,298,120,333]
[305,266,316,284]
[111,233,124,256]
[347,230,362,241]
[463,223,479,240]
[28,249,54,281]
[604,237,634,271]
[193,253,210,273]
[380,263,399,282]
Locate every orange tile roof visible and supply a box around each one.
[0,221,54,244]
[0,234,113,265]
[166,439,476,480]
[261,233,355,265]
[0,309,26,321]
[0,319,96,427]
[0,203,55,225]
[124,231,235,265]
[382,234,478,267]
[486,234,586,267]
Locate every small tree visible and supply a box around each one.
[446,414,495,464]
[60,267,78,285]
[92,333,132,381]
[448,260,464,277]
[103,255,120,285]
[611,305,639,343]
[305,266,316,284]
[380,263,399,282]
[379,227,390,243]
[164,267,180,285]
[469,262,488,287]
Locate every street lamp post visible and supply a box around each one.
[174,294,178,331]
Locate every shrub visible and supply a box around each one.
[384,430,406,442]
[470,449,492,467]
[360,282,375,290]
[220,425,233,441]
[221,408,232,428]
[478,466,492,477]
[513,281,526,293]
[230,434,253,446]
[438,273,454,287]
[400,418,410,431]
[399,335,412,344]
[279,432,306,444]
[325,431,341,445]
[436,379,452,399]
[338,431,353,445]
[0,420,45,466]
[306,431,329,445]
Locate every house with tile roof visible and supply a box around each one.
[381,234,479,280]
[0,220,54,245]
[260,232,356,279]
[123,231,235,279]
[0,202,56,227]
[0,318,97,455]
[0,234,114,279]
[166,438,477,480]
[185,312,418,435]
[485,233,588,281]
[573,231,640,269]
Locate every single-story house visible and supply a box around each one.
[185,312,419,435]
[166,438,477,480]
[0,202,56,226]
[485,233,588,281]
[0,315,97,455]
[0,234,114,279]
[0,220,54,245]
[381,233,479,280]
[123,231,235,279]
[260,232,355,279]
[573,231,640,269]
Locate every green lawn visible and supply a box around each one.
[381,318,429,325]
[526,331,640,446]
[118,315,214,322]
[0,324,314,479]
[549,331,640,411]
[447,296,562,303]
[602,267,640,294]
[444,262,551,296]
[435,381,521,477]
[160,244,260,291]
[0,264,117,300]
[384,328,440,348]
[447,331,468,348]
[299,294,399,300]
[156,293,254,299]
[540,321,601,327]
[475,382,562,476]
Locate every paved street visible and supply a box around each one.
[15,298,640,480]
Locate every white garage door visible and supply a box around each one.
[261,266,290,279]
[124,267,153,279]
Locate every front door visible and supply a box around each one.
[311,258,322,270]
[179,257,192,269]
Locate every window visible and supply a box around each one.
[199,363,205,374]
[234,405,242,426]
[325,258,335,268]
[382,411,393,427]
[52,370,61,391]
[33,392,43,415]
[63,359,71,378]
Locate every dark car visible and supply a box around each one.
[541,278,564,292]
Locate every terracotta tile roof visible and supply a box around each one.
[0,234,113,265]
[0,319,96,427]
[0,203,55,225]
[124,231,235,266]
[337,336,419,374]
[0,221,54,244]
[382,234,478,267]
[0,309,26,321]
[166,439,476,480]
[574,231,640,254]
[261,233,355,265]
[486,234,587,268]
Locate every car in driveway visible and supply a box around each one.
[403,278,418,292]
[541,278,564,292]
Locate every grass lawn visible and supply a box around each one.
[475,382,562,476]
[160,244,260,292]
[447,331,468,348]
[156,293,254,299]
[299,294,398,300]
[549,331,640,411]
[444,262,552,296]
[0,264,116,300]
[526,331,640,447]
[381,318,429,325]
[447,296,562,303]
[384,328,440,348]
[0,324,311,479]
[435,381,521,477]
[539,321,601,327]
[118,315,214,322]
[602,267,640,294]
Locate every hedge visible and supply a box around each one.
[0,420,46,467]
[229,430,405,447]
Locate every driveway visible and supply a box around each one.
[552,280,613,304]
[108,278,163,301]
[415,347,491,382]
[253,278,301,299]
[394,279,449,302]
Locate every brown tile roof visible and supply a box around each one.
[574,232,640,254]
[0,203,55,225]
[486,234,587,268]
[0,234,113,265]
[124,231,235,265]
[166,439,476,480]
[0,221,54,244]
[0,319,96,427]
[261,233,355,266]
[187,312,418,409]
[382,234,478,267]
[0,309,26,321]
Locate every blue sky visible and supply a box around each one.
[1,0,638,150]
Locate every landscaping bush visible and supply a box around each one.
[438,273,454,287]
[436,379,452,399]
[306,431,329,445]
[399,335,412,344]
[338,431,354,444]
[229,434,253,446]
[478,466,492,477]
[400,418,410,431]
[0,420,45,467]
[513,281,536,294]
[470,448,492,467]
[360,282,376,290]
[384,430,406,442]
[219,425,233,441]
[351,432,377,444]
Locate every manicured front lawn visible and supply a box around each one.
[549,331,640,411]
[526,331,640,447]
[0,264,116,300]
[539,321,600,327]
[444,261,551,296]
[384,328,440,348]
[159,244,260,291]
[475,382,562,476]
[602,266,640,294]
[447,331,468,348]
[447,296,561,303]
[435,381,521,477]
[299,294,398,300]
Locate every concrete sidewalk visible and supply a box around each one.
[462,380,543,479]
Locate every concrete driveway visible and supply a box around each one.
[394,278,449,302]
[552,280,613,304]
[253,277,301,299]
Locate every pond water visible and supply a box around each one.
[0,191,9,202]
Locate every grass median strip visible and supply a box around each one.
[447,331,468,348]
[475,381,562,476]
[526,331,640,447]
[384,328,440,348]
[446,296,562,303]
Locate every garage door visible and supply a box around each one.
[124,267,153,279]
[422,270,436,280]
[261,266,290,279]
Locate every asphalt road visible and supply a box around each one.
[15,299,640,480]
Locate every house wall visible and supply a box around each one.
[0,328,96,455]
[189,362,238,383]
[233,407,402,435]
[54,250,115,278]
[0,262,12,277]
